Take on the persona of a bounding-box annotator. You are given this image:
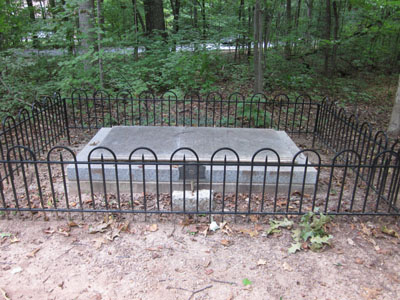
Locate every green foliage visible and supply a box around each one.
[242,278,252,286]
[0,0,398,116]
[266,218,294,236]
[289,212,333,253]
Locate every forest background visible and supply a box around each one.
[0,0,399,128]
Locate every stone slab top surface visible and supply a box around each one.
[83,126,303,163]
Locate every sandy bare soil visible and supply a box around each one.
[1,214,399,300]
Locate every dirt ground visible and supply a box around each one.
[1,214,399,300]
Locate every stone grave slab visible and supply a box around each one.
[89,126,301,162]
[67,126,317,202]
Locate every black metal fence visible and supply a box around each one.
[0,90,399,218]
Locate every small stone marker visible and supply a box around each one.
[172,190,214,211]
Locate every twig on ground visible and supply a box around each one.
[55,246,75,260]
[166,286,191,292]
[42,275,51,284]
[168,222,176,238]
[0,287,10,300]
[210,278,237,285]
[188,285,213,300]
[166,285,213,300]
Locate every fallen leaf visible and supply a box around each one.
[257,259,267,266]
[381,226,399,238]
[203,259,211,268]
[205,269,214,275]
[360,223,372,236]
[362,287,382,300]
[282,262,293,272]
[106,229,120,241]
[68,221,79,227]
[249,215,258,222]
[202,227,209,237]
[26,247,41,258]
[93,237,108,249]
[288,242,302,254]
[239,229,259,237]
[355,258,364,265]
[89,222,110,234]
[220,239,232,247]
[148,224,158,232]
[118,221,130,232]
[10,236,20,243]
[44,228,55,235]
[219,221,227,230]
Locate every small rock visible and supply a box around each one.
[11,266,22,274]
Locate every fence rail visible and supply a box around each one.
[0,89,399,218]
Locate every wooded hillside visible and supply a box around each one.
[0,0,399,121]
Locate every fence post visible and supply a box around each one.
[312,103,321,148]
[62,97,71,145]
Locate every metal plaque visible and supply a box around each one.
[179,165,206,180]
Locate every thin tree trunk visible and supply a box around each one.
[170,0,181,34]
[201,0,206,40]
[388,75,400,136]
[285,0,292,59]
[332,0,339,75]
[193,0,198,29]
[79,0,95,70]
[234,0,244,62]
[170,0,181,52]
[305,0,313,45]
[132,0,139,59]
[324,0,331,76]
[38,0,46,19]
[97,0,104,88]
[254,0,263,94]
[26,0,39,48]
[247,5,253,59]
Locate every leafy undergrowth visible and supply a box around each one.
[266,211,333,254]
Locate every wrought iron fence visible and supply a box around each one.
[0,90,399,218]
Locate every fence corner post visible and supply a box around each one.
[312,103,321,148]
[62,97,71,145]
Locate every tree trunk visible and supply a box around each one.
[143,0,166,35]
[132,0,139,60]
[324,0,331,76]
[192,0,198,29]
[285,0,292,59]
[254,0,263,94]
[26,0,39,48]
[388,76,400,136]
[170,0,181,34]
[332,0,339,75]
[234,0,244,62]
[201,0,206,40]
[305,0,313,45]
[97,0,104,88]
[131,0,145,32]
[170,0,181,51]
[247,5,253,59]
[79,0,95,70]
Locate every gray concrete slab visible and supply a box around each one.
[68,126,317,195]
[86,126,303,163]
